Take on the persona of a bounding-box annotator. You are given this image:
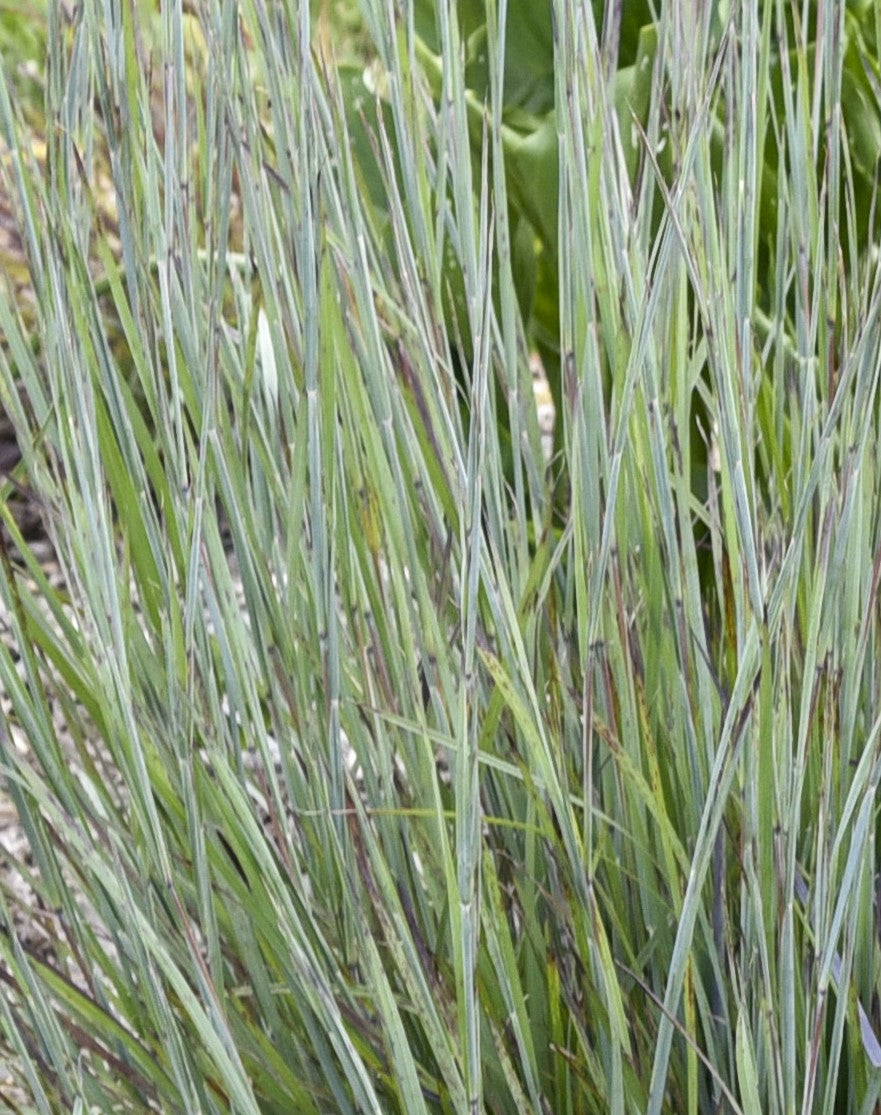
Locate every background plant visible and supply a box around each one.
[0,1,879,1113]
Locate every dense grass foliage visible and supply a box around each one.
[0,1,880,1112]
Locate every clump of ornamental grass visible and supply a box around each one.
[0,1,880,1112]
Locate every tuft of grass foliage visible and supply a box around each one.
[0,0,880,1112]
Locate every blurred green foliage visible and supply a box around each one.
[0,0,46,119]
[341,0,881,355]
